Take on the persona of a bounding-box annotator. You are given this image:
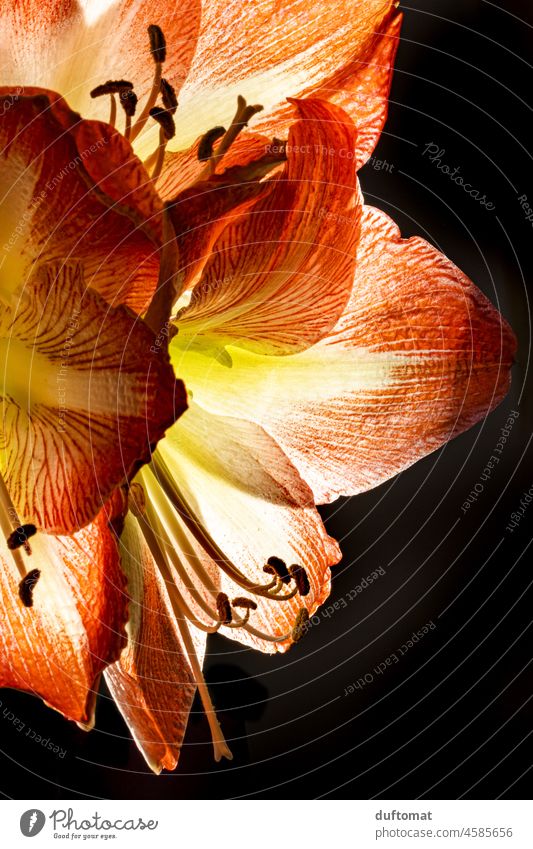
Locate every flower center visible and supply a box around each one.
[89,23,264,184]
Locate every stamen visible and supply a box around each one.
[197,126,226,162]
[142,484,223,628]
[197,95,263,179]
[291,608,310,643]
[150,456,291,599]
[149,106,175,141]
[148,24,166,63]
[133,499,219,634]
[143,208,181,333]
[232,597,258,611]
[119,89,138,140]
[142,466,299,646]
[108,94,117,128]
[0,472,31,579]
[90,79,134,97]
[160,79,178,114]
[18,569,41,608]
[90,80,134,130]
[173,606,233,762]
[7,523,37,554]
[132,498,232,761]
[289,564,310,597]
[148,109,175,182]
[264,556,291,585]
[216,592,232,625]
[130,25,166,142]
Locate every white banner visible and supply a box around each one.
[2,800,532,848]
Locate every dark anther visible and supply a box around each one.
[232,596,258,611]
[18,569,41,608]
[149,106,175,140]
[148,24,166,63]
[119,89,138,117]
[264,555,291,585]
[289,564,310,597]
[7,523,37,553]
[160,79,178,114]
[216,592,232,624]
[197,126,226,162]
[90,79,134,98]
[291,608,309,643]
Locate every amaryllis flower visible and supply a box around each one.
[0,2,516,773]
[0,90,185,723]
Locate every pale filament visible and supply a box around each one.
[150,454,298,601]
[141,468,292,641]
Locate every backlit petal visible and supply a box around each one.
[0,498,128,723]
[177,99,361,354]
[105,513,203,773]
[260,9,402,169]
[166,150,284,291]
[0,90,161,313]
[170,0,398,150]
[1,261,185,534]
[0,1,201,122]
[172,206,515,503]
[151,403,340,653]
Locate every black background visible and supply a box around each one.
[1,0,532,800]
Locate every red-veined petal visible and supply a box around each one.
[0,1,201,123]
[260,9,402,169]
[172,205,515,503]
[1,260,186,534]
[0,497,128,723]
[0,89,160,313]
[150,403,340,653]
[105,513,203,773]
[171,0,398,149]
[177,99,361,354]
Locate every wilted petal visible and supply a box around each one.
[105,513,203,773]
[0,261,185,534]
[173,206,515,503]
[0,498,128,723]
[178,99,361,354]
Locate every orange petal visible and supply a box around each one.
[156,132,276,201]
[0,89,161,313]
[1,1,202,121]
[175,206,516,503]
[173,0,397,149]
[0,260,186,534]
[178,99,362,354]
[287,9,402,169]
[150,403,340,653]
[166,149,284,291]
[105,514,203,773]
[0,498,128,723]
